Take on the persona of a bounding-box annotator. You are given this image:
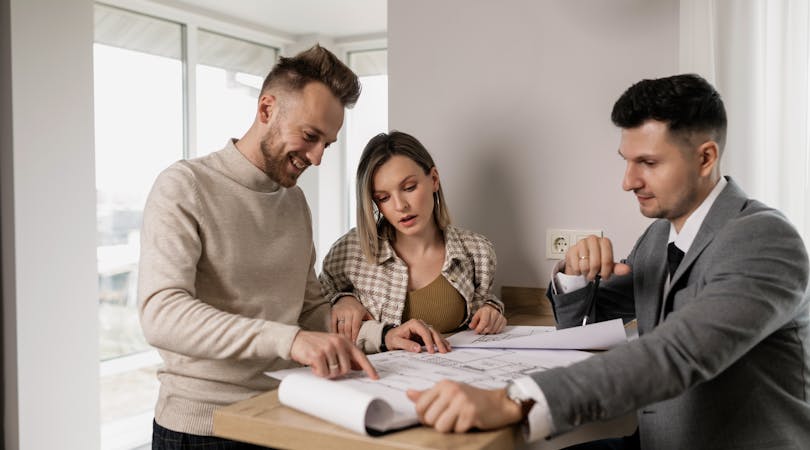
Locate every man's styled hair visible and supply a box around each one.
[611,74,727,153]
[355,131,452,263]
[261,44,361,107]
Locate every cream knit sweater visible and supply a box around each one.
[138,140,330,435]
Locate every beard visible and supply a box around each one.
[639,176,702,224]
[259,123,300,188]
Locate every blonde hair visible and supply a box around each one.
[356,131,451,263]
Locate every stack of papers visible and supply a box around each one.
[267,319,628,435]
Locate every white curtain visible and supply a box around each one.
[680,0,810,250]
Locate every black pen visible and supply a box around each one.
[581,274,601,326]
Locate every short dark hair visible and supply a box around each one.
[261,44,361,107]
[611,74,727,152]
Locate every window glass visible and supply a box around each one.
[195,30,277,156]
[94,4,183,449]
[347,49,388,227]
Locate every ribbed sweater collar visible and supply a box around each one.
[215,139,281,193]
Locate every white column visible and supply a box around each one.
[1,0,99,449]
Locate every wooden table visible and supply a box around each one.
[213,288,636,449]
[213,390,634,450]
[214,389,517,450]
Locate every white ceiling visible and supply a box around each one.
[159,0,387,39]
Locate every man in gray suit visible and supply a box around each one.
[407,74,810,449]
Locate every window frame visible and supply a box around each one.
[98,0,290,159]
[93,2,389,447]
[94,2,289,447]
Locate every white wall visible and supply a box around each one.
[1,1,99,449]
[388,0,679,289]
[0,2,10,445]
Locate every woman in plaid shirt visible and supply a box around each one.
[320,131,506,353]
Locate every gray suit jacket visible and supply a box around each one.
[537,178,810,449]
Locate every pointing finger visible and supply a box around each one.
[349,346,378,380]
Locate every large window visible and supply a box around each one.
[94,4,277,449]
[346,49,388,228]
[95,4,183,361]
[94,5,183,449]
[195,30,277,156]
[94,4,385,448]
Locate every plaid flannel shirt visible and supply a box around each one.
[319,225,503,329]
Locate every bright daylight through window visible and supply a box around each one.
[195,30,277,156]
[95,5,183,448]
[94,4,277,449]
[347,48,389,228]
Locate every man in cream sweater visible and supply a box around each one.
[138,44,378,449]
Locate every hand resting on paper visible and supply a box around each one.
[330,295,372,342]
[468,304,507,334]
[407,380,522,432]
[384,319,451,353]
[290,330,379,380]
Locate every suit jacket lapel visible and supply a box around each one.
[664,177,748,311]
[637,223,669,330]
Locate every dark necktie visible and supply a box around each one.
[667,242,685,279]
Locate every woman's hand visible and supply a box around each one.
[468,304,507,334]
[384,319,451,353]
[331,296,372,342]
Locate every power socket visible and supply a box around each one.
[546,229,604,259]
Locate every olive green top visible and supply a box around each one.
[403,275,466,333]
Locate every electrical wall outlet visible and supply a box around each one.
[546,229,604,259]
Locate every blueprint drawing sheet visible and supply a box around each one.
[447,319,628,350]
[270,348,592,435]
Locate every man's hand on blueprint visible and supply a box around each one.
[290,330,379,380]
[407,381,522,432]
